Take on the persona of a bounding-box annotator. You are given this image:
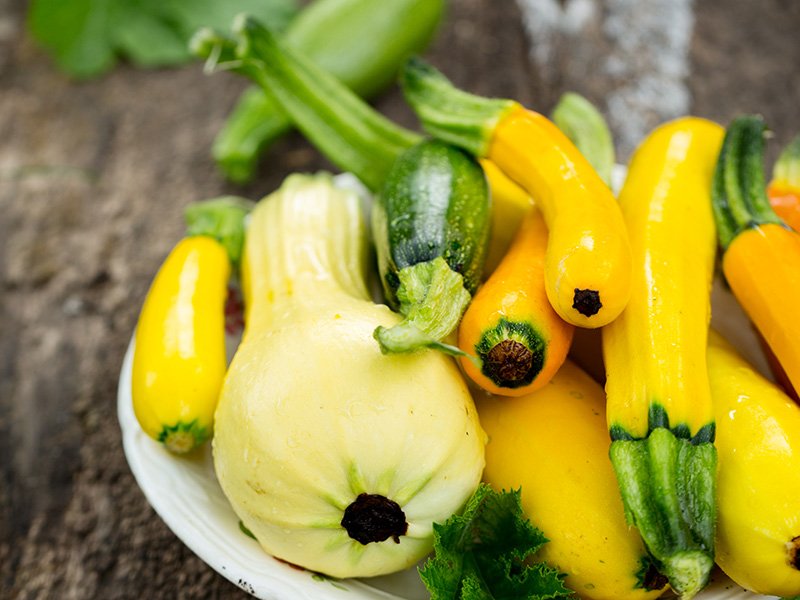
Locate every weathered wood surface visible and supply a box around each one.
[1,0,798,598]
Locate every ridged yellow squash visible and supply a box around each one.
[708,328,800,597]
[213,173,486,578]
[474,359,668,600]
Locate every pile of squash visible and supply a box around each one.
[130,11,800,600]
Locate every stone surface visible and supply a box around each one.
[1,0,798,598]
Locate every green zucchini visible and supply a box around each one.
[212,0,445,184]
[372,140,491,354]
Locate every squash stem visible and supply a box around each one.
[473,318,546,389]
[184,196,254,268]
[211,86,292,184]
[712,115,784,249]
[373,257,472,356]
[193,17,422,192]
[400,56,517,158]
[773,131,800,189]
[610,428,716,598]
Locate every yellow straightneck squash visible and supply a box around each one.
[213,173,486,579]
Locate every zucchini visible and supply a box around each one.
[132,197,251,454]
[211,0,444,184]
[372,140,492,354]
[602,117,725,598]
[711,115,800,397]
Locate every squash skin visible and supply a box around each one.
[478,158,533,276]
[601,117,724,597]
[131,236,230,454]
[214,174,486,578]
[708,328,800,597]
[458,206,574,396]
[475,359,667,600]
[374,139,491,301]
[488,107,632,329]
[604,117,724,440]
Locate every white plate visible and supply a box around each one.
[118,169,780,600]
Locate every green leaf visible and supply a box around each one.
[419,484,572,600]
[27,0,298,79]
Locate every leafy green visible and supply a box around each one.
[27,0,298,79]
[419,484,573,600]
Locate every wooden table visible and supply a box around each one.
[1,0,798,598]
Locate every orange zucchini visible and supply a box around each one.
[458,206,574,396]
[712,115,800,398]
[401,57,633,329]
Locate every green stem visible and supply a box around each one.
[712,115,784,249]
[211,87,292,184]
[211,0,445,184]
[610,428,716,599]
[184,196,254,267]
[400,56,517,157]
[373,257,472,356]
[550,92,615,188]
[193,17,422,192]
[773,131,800,188]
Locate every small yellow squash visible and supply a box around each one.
[132,235,230,453]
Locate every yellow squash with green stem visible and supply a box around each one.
[707,328,800,597]
[131,198,250,454]
[476,359,668,599]
[213,174,485,578]
[712,115,800,397]
[401,57,632,329]
[602,117,724,598]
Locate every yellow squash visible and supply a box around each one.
[132,235,231,453]
[214,173,486,578]
[707,328,800,597]
[602,117,724,597]
[401,58,633,328]
[475,359,668,600]
[479,158,533,276]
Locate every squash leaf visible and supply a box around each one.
[27,0,298,79]
[419,484,572,600]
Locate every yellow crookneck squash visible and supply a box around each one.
[213,173,486,579]
[401,57,633,329]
